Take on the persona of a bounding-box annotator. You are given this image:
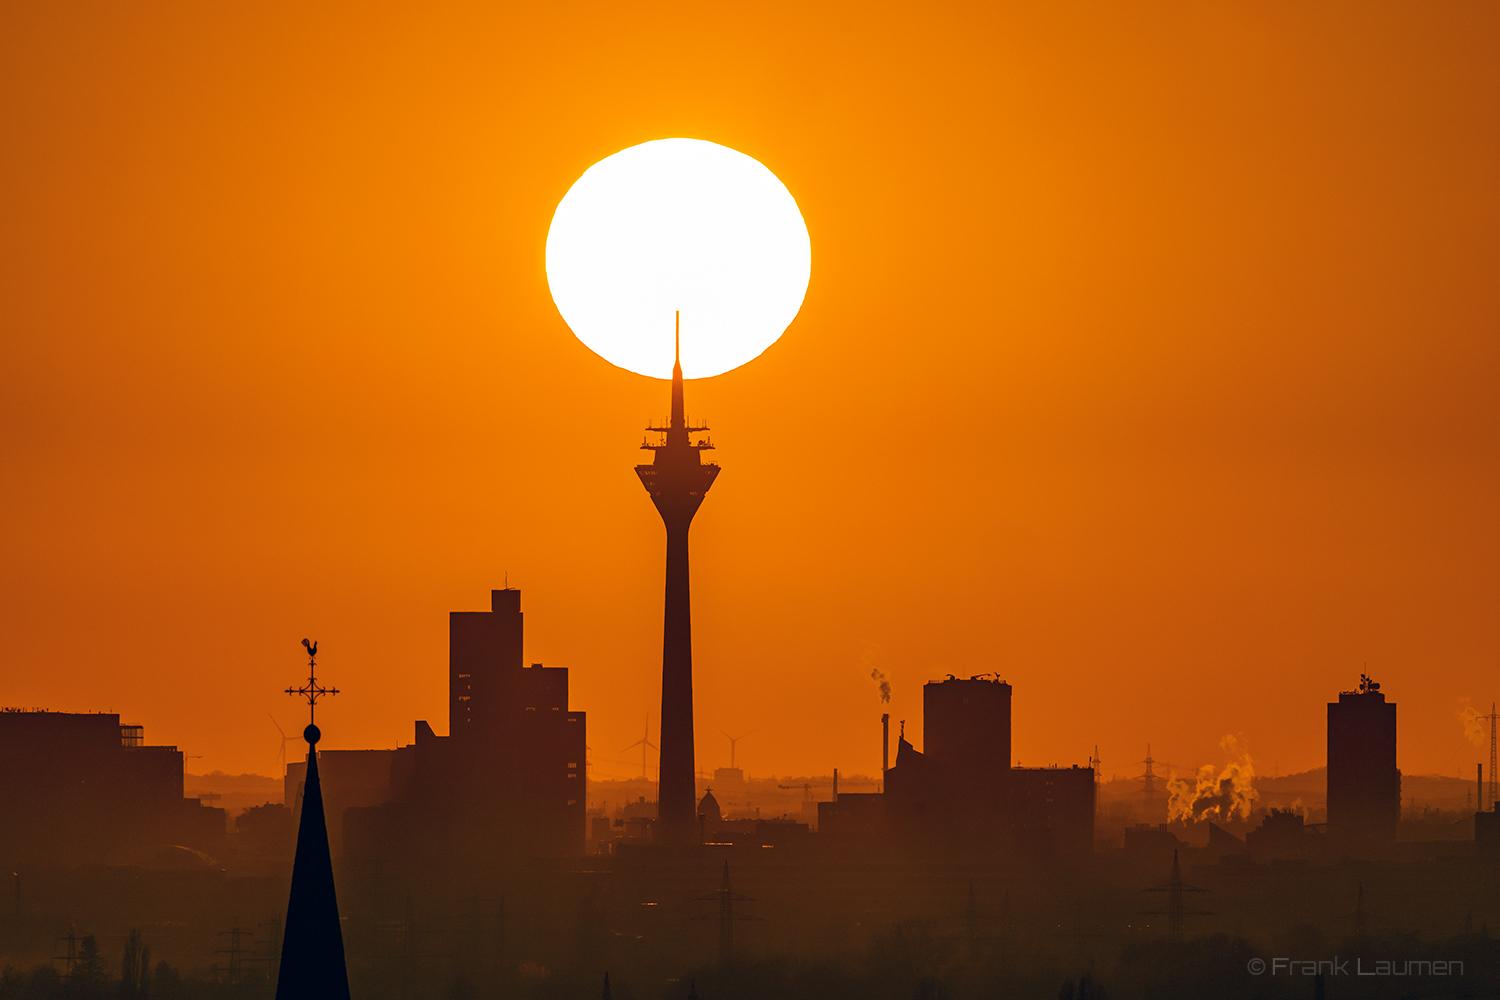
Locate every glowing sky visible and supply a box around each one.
[1,2,1497,785]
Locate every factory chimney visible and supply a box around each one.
[882,713,890,774]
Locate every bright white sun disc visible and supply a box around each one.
[546,138,811,379]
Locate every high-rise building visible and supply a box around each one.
[1327,674,1400,841]
[341,588,587,861]
[636,321,719,845]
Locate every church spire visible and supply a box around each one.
[276,642,350,1000]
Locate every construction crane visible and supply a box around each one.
[776,769,880,800]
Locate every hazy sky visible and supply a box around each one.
[2,2,1497,786]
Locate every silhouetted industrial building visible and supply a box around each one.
[817,791,885,843]
[1326,675,1400,842]
[1476,810,1500,858]
[1246,808,1312,859]
[343,588,587,862]
[923,676,1012,788]
[0,709,225,865]
[1008,765,1095,857]
[884,676,1094,858]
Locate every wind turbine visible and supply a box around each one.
[718,728,757,770]
[620,713,658,781]
[271,715,296,775]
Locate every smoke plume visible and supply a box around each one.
[1166,735,1258,823]
[862,641,891,703]
[1459,698,1488,747]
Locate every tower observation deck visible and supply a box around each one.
[636,313,719,845]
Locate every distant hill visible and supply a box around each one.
[1258,766,1477,811]
[1255,767,1325,807]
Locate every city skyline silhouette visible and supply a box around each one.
[3,2,1499,996]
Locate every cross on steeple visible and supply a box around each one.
[285,638,339,745]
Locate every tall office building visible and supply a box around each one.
[447,588,586,856]
[1327,675,1400,841]
[341,588,587,861]
[636,325,719,844]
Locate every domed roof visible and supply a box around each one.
[696,788,722,823]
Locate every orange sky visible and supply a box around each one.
[2,2,1498,787]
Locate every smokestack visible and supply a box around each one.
[882,714,889,774]
[833,768,839,799]
[1480,763,1484,815]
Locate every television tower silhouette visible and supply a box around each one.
[636,312,719,844]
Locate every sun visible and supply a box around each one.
[545,138,811,380]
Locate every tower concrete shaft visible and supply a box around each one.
[636,315,719,844]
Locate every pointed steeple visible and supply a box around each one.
[278,640,350,1000]
[276,731,350,1000]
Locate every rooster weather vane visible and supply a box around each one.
[285,638,339,746]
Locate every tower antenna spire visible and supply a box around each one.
[670,311,685,434]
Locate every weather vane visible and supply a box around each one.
[285,638,338,746]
